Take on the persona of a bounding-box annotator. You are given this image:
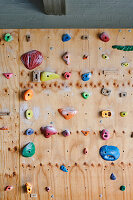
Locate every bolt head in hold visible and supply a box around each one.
[101,129,110,140]
[99,32,110,42]
[5,185,13,191]
[45,187,50,192]
[63,72,71,80]
[83,148,88,154]
[62,130,70,137]
[120,185,126,191]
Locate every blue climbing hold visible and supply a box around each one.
[25,128,34,135]
[60,165,68,172]
[81,72,92,81]
[110,173,116,180]
[99,145,120,161]
[62,34,71,42]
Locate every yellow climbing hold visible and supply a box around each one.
[121,62,129,67]
[40,72,60,82]
[102,54,109,60]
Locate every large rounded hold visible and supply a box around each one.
[22,142,35,157]
[21,50,43,70]
[99,145,120,161]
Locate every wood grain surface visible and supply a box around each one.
[0,29,133,200]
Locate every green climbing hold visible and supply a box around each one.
[120,185,126,191]
[81,92,91,99]
[112,45,133,51]
[22,142,35,157]
[4,33,13,42]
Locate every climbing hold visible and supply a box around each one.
[22,142,35,157]
[120,112,127,117]
[58,108,77,120]
[0,127,8,130]
[0,112,10,116]
[21,50,43,70]
[63,72,71,80]
[33,71,40,82]
[62,130,70,137]
[25,128,34,135]
[25,109,33,119]
[83,148,88,154]
[5,186,13,191]
[99,145,120,161]
[120,92,127,97]
[60,165,68,172]
[40,126,57,138]
[24,89,33,101]
[81,72,92,81]
[120,185,126,191]
[101,88,111,96]
[99,32,110,42]
[112,45,133,51]
[81,35,89,40]
[102,54,109,60]
[101,129,110,140]
[4,33,13,42]
[3,73,13,79]
[62,52,70,65]
[101,110,112,118]
[83,54,88,60]
[25,183,32,194]
[81,130,90,136]
[121,62,129,67]
[62,34,71,42]
[40,72,60,81]
[26,35,30,42]
[45,187,50,192]
[110,173,116,180]
[81,92,90,99]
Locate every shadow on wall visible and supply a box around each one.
[29,0,44,13]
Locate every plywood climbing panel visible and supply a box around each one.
[0,29,133,200]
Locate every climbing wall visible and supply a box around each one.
[0,29,133,200]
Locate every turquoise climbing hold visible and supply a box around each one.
[60,165,68,172]
[4,33,13,42]
[22,142,35,157]
[81,92,90,99]
[62,34,71,42]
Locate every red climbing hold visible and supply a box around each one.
[40,126,57,138]
[99,32,110,42]
[3,73,13,79]
[21,50,43,70]
[5,186,13,191]
[63,72,71,80]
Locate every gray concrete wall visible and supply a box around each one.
[0,0,133,28]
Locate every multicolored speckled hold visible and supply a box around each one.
[81,72,92,81]
[62,34,71,42]
[40,72,60,81]
[4,33,13,42]
[110,173,116,180]
[25,128,34,135]
[99,32,110,42]
[58,108,77,120]
[21,50,43,70]
[22,142,35,157]
[62,130,70,137]
[40,126,57,138]
[60,165,68,172]
[112,45,133,51]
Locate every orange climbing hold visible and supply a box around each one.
[81,130,90,136]
[58,108,77,120]
[24,89,33,101]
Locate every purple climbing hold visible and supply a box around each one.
[62,130,70,137]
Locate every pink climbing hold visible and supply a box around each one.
[63,72,71,80]
[62,52,70,65]
[45,187,50,192]
[83,148,88,154]
[101,129,110,140]
[21,50,43,70]
[99,32,110,42]
[62,130,70,137]
[3,73,13,79]
[40,126,57,138]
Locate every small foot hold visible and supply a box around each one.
[60,165,68,172]
[63,72,71,80]
[81,72,91,81]
[0,127,8,130]
[62,34,71,42]
[120,185,126,191]
[25,109,33,119]
[102,54,109,60]
[24,89,33,101]
[81,130,90,136]
[45,187,50,192]
[83,148,88,154]
[62,130,70,137]
[120,112,127,117]
[4,33,13,42]
[83,54,88,60]
[3,73,13,79]
[5,186,13,191]
[110,173,116,180]
[25,128,34,135]
[81,92,90,99]
[62,52,70,65]
[25,183,32,194]
[99,32,110,42]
